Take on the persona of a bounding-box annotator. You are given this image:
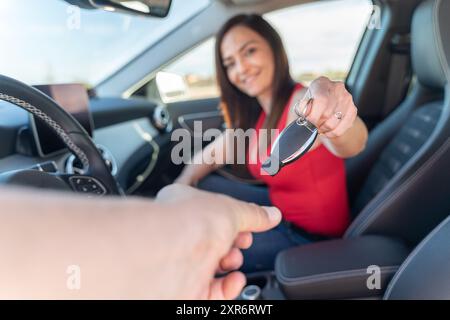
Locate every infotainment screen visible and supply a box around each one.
[30,84,94,157]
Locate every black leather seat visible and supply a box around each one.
[383,214,450,299]
[344,0,450,246]
[274,215,450,300]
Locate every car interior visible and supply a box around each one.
[0,0,449,299]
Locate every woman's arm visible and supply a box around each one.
[320,116,368,158]
[175,133,227,186]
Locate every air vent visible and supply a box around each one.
[152,105,172,132]
[66,145,117,176]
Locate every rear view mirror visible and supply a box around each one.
[155,72,188,103]
[86,0,172,17]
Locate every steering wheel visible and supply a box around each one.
[0,74,122,196]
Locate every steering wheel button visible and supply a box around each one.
[68,176,107,196]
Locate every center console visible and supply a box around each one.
[241,235,410,300]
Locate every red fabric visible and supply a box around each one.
[247,84,350,237]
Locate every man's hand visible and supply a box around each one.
[156,184,281,300]
[0,185,280,299]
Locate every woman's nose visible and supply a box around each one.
[235,58,250,75]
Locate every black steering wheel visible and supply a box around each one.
[0,74,122,196]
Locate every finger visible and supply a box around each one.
[156,184,196,203]
[318,113,340,134]
[318,93,349,133]
[317,101,336,129]
[232,202,281,233]
[219,247,244,271]
[319,92,352,133]
[325,107,357,138]
[209,272,246,300]
[305,97,328,126]
[233,232,253,249]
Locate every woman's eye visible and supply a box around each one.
[245,47,256,56]
[224,62,235,69]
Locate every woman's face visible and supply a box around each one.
[220,25,275,99]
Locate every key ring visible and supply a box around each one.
[294,89,313,120]
[294,97,314,122]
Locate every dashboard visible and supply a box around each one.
[0,93,173,195]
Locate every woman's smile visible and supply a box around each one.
[241,71,261,88]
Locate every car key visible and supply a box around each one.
[262,98,318,176]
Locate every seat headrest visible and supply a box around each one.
[412,0,450,89]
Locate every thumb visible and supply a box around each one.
[232,202,282,233]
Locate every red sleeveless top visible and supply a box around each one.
[247,84,350,237]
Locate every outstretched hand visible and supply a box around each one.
[297,76,358,139]
[156,184,281,299]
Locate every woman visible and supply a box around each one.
[175,14,368,273]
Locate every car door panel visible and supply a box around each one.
[166,97,223,132]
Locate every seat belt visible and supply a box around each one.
[383,33,412,116]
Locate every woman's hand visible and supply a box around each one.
[174,173,196,186]
[298,76,357,139]
[296,77,368,158]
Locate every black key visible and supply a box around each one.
[262,117,318,176]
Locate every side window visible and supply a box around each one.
[152,38,219,103]
[264,0,373,84]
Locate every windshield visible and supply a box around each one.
[0,0,209,87]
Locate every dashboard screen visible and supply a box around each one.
[30,84,94,157]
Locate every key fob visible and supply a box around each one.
[262,117,318,176]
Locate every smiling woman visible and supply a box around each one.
[0,0,209,87]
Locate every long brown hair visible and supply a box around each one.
[215,14,295,132]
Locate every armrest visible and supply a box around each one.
[275,235,410,299]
